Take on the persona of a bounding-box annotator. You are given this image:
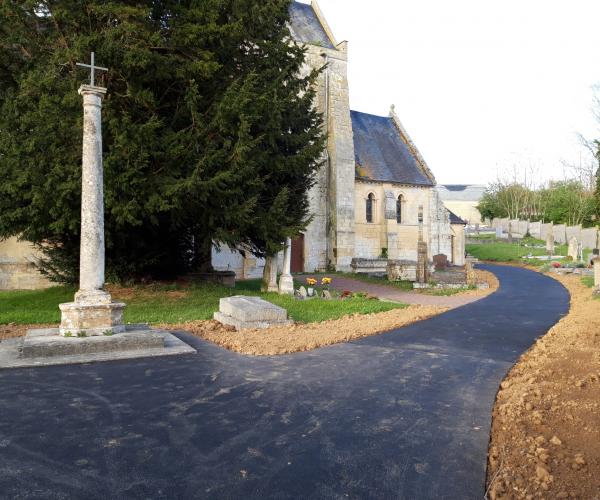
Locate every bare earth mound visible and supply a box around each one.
[467,269,500,296]
[487,272,600,499]
[163,304,446,356]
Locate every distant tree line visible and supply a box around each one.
[0,0,324,283]
[479,165,599,227]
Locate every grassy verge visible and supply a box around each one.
[466,240,568,266]
[0,279,405,326]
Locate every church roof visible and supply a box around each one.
[289,2,335,49]
[448,210,467,225]
[351,111,435,187]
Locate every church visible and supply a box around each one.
[212,1,466,278]
[0,0,466,290]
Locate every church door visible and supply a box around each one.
[291,235,304,273]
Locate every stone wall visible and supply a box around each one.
[490,218,599,250]
[0,237,52,290]
[354,181,431,261]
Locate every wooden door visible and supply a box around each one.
[291,235,304,273]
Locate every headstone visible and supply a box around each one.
[465,258,477,286]
[433,254,448,271]
[416,241,428,284]
[546,232,554,256]
[593,257,600,294]
[496,227,503,239]
[298,286,308,298]
[322,290,332,300]
[307,287,315,297]
[568,237,579,261]
[214,296,293,330]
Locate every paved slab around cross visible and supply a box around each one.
[0,265,569,499]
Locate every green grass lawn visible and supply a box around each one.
[0,279,405,326]
[582,277,594,288]
[466,240,568,266]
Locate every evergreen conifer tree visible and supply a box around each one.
[0,0,324,282]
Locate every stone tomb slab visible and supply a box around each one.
[214,295,293,330]
[0,325,196,369]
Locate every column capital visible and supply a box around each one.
[78,84,107,98]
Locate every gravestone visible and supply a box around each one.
[546,232,554,256]
[496,227,503,239]
[416,241,429,284]
[214,296,293,330]
[465,258,477,286]
[567,237,579,261]
[593,257,600,295]
[433,254,448,271]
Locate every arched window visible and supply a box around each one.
[396,195,403,223]
[366,193,375,223]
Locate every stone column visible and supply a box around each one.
[77,86,108,302]
[278,238,294,295]
[59,84,125,336]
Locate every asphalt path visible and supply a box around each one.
[0,264,569,499]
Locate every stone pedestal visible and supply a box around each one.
[59,300,125,336]
[58,84,125,337]
[279,238,294,295]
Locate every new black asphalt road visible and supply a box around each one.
[0,265,569,500]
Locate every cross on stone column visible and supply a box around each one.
[59,53,125,336]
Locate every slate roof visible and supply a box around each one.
[437,184,487,202]
[448,210,467,225]
[351,111,434,186]
[289,1,334,49]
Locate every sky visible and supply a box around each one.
[313,0,600,186]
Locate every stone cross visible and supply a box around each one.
[76,52,108,88]
[278,238,294,295]
[58,54,125,336]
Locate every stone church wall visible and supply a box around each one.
[0,237,52,290]
[354,181,432,262]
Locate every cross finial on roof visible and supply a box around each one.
[76,52,108,87]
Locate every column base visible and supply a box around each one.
[59,300,126,337]
[278,274,295,295]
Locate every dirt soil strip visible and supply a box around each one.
[161,304,446,356]
[487,271,600,499]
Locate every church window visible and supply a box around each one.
[366,193,375,223]
[396,195,403,223]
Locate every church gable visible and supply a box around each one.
[289,1,335,49]
[351,111,434,187]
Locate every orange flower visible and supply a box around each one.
[306,278,317,285]
[321,277,332,285]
